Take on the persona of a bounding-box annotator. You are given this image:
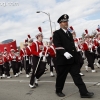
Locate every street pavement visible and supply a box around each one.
[0,61,100,100]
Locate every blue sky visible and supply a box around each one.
[0,0,100,46]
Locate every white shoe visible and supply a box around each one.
[50,72,54,77]
[2,74,6,78]
[94,63,96,65]
[16,73,19,76]
[35,77,38,83]
[35,77,38,86]
[29,84,36,88]
[97,83,100,85]
[20,71,22,74]
[92,70,97,73]
[14,75,17,77]
[96,63,100,68]
[85,66,88,72]
[79,73,84,76]
[26,74,30,78]
[7,76,12,78]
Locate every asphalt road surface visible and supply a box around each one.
[0,62,100,100]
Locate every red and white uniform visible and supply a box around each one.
[17,55,22,62]
[47,45,56,58]
[30,41,46,56]
[82,41,95,51]
[74,38,82,51]
[0,57,4,65]
[20,47,31,58]
[93,39,99,48]
[3,54,10,63]
[9,53,17,61]
[74,38,78,43]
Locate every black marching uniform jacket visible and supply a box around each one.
[53,28,78,65]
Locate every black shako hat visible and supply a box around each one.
[57,14,69,23]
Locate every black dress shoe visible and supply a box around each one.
[81,92,94,98]
[56,92,65,97]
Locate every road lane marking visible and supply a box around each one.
[0,80,99,84]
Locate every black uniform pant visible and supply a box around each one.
[22,58,30,74]
[85,51,95,70]
[77,52,84,72]
[2,66,4,74]
[17,62,22,73]
[29,56,33,72]
[30,56,46,85]
[26,61,30,74]
[4,62,10,76]
[11,61,18,75]
[56,63,88,95]
[46,55,57,73]
[0,65,3,76]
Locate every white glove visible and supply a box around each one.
[75,43,78,47]
[13,56,16,59]
[39,52,43,57]
[88,45,92,48]
[64,52,73,59]
[46,54,49,57]
[98,40,100,43]
[95,46,97,49]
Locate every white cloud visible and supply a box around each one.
[0,0,100,46]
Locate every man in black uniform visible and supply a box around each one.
[53,14,94,98]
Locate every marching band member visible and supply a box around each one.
[70,26,84,76]
[29,27,46,88]
[1,48,7,78]
[3,47,11,78]
[27,34,34,73]
[47,37,57,77]
[96,33,100,68]
[0,52,4,79]
[9,46,19,77]
[94,28,100,67]
[16,49,23,74]
[83,32,96,72]
[20,39,31,78]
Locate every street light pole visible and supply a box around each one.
[36,11,53,36]
[43,21,56,31]
[52,22,56,30]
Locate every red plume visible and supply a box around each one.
[50,37,52,40]
[97,29,99,32]
[27,34,31,38]
[70,26,74,30]
[25,39,28,43]
[38,27,42,33]
[85,29,88,34]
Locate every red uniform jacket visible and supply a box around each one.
[3,54,10,63]
[83,42,95,51]
[16,55,22,62]
[94,39,99,47]
[30,41,46,56]
[9,53,17,61]
[0,57,4,65]
[20,47,31,57]
[47,45,56,57]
